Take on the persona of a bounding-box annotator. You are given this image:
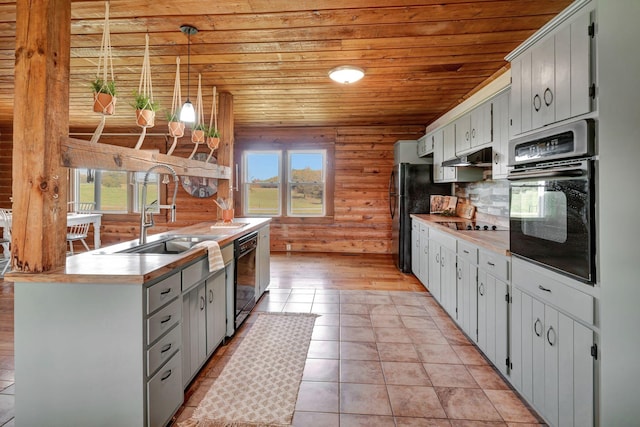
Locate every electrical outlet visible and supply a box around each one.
[286,243,291,251]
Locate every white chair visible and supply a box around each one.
[0,208,12,275]
[66,202,95,255]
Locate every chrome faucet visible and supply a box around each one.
[139,164,179,244]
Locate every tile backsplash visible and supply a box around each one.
[455,180,510,227]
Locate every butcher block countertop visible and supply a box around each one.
[411,214,510,257]
[7,217,271,285]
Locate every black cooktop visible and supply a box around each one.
[435,221,505,231]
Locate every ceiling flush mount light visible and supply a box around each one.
[328,65,365,84]
[179,24,198,123]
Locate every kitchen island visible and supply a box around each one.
[8,217,270,427]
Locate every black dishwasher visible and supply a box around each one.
[234,231,258,329]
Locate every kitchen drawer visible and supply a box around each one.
[147,273,181,315]
[513,259,594,325]
[478,250,509,282]
[429,228,456,252]
[147,298,181,345]
[147,349,183,427]
[182,258,208,292]
[147,323,181,377]
[457,240,478,264]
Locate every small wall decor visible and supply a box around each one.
[181,153,218,198]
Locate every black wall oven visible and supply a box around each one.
[234,231,258,329]
[508,120,596,284]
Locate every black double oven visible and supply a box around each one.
[508,120,596,284]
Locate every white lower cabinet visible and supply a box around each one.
[148,349,183,427]
[456,241,478,341]
[206,269,227,355]
[477,269,509,377]
[510,259,595,427]
[418,223,429,285]
[428,228,457,317]
[411,220,421,277]
[257,225,271,298]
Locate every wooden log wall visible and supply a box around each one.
[0,127,12,209]
[235,125,425,254]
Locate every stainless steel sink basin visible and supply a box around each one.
[117,235,221,255]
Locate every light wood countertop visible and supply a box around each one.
[411,214,510,256]
[7,217,271,285]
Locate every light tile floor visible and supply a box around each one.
[174,289,545,426]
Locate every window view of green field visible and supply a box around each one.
[245,151,325,216]
[77,169,157,212]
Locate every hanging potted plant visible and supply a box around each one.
[206,127,220,150]
[91,78,117,115]
[132,91,159,128]
[167,111,185,138]
[192,123,207,144]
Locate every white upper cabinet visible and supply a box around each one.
[455,101,493,156]
[417,134,434,157]
[492,91,511,179]
[508,0,595,136]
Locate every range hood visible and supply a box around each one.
[442,147,493,167]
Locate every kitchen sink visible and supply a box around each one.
[116,235,221,255]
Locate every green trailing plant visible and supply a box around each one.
[131,91,159,111]
[206,127,220,138]
[166,111,180,122]
[91,78,117,96]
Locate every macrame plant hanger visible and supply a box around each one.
[89,0,116,145]
[166,57,185,155]
[188,74,205,159]
[206,86,219,163]
[134,33,156,150]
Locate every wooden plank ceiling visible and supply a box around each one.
[0,0,572,132]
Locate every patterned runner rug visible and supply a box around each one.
[179,313,317,427]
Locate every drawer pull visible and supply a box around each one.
[161,369,172,382]
[538,285,552,293]
[486,261,495,267]
[209,289,214,303]
[160,288,172,295]
[463,250,469,254]
[547,326,556,346]
[160,343,172,354]
[160,315,172,324]
[534,318,543,337]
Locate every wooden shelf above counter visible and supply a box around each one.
[61,136,231,179]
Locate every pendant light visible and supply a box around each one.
[328,65,365,84]
[179,24,198,123]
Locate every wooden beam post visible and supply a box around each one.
[217,92,234,217]
[11,0,70,272]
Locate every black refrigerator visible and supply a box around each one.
[389,163,450,273]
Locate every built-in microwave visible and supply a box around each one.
[508,120,596,284]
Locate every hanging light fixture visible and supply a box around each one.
[328,65,365,84]
[179,24,198,123]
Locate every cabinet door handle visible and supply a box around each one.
[441,254,445,267]
[546,326,556,346]
[209,289,214,303]
[534,318,543,337]
[161,369,172,382]
[478,283,485,296]
[160,288,171,296]
[471,128,476,139]
[200,296,205,310]
[160,315,172,324]
[533,94,542,112]
[544,88,554,106]
[416,240,419,247]
[436,253,440,263]
[494,153,499,165]
[458,268,462,280]
[424,247,428,254]
[465,131,470,141]
[538,285,552,293]
[160,343,172,354]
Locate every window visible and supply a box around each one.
[243,150,326,217]
[72,168,159,214]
